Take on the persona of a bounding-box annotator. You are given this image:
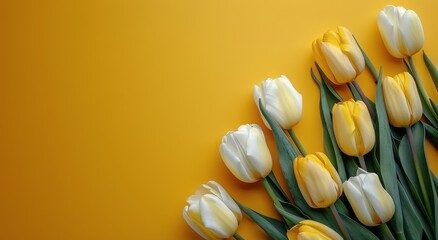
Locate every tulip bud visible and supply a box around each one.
[382,72,423,127]
[312,26,365,85]
[343,169,395,226]
[377,5,424,58]
[219,124,272,183]
[253,75,303,130]
[294,152,343,208]
[183,181,242,240]
[287,220,343,240]
[332,99,375,157]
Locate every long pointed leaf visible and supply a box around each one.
[258,98,340,231]
[375,69,404,237]
[266,171,291,204]
[236,201,288,240]
[425,122,438,149]
[340,213,380,240]
[423,51,438,91]
[311,67,347,182]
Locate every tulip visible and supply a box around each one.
[377,5,424,58]
[287,220,343,240]
[382,72,423,127]
[294,152,342,208]
[332,99,375,157]
[343,169,395,226]
[219,124,272,183]
[253,75,302,129]
[183,181,242,240]
[312,26,365,85]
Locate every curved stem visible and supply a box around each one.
[358,155,367,171]
[382,223,396,240]
[262,177,293,228]
[233,232,244,240]
[406,126,433,218]
[407,56,438,121]
[287,129,307,156]
[330,204,352,240]
[352,80,376,120]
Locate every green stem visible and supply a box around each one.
[406,126,433,218]
[287,129,307,156]
[354,35,379,82]
[382,223,396,240]
[358,155,367,171]
[262,177,282,208]
[407,56,438,121]
[233,232,244,240]
[352,80,376,120]
[261,177,292,228]
[330,204,352,240]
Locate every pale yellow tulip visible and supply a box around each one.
[294,152,342,208]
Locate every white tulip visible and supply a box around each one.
[183,181,242,240]
[343,169,395,226]
[220,124,272,183]
[377,5,424,58]
[254,75,302,129]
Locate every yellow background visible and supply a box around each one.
[1,0,437,239]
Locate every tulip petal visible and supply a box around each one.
[321,42,357,84]
[377,10,404,58]
[205,181,242,222]
[338,26,365,73]
[343,178,377,226]
[200,194,239,238]
[352,101,375,155]
[312,39,336,81]
[246,126,273,179]
[254,85,272,130]
[401,72,423,124]
[362,173,395,224]
[382,76,412,127]
[183,205,218,240]
[298,156,339,208]
[399,10,424,56]
[332,103,358,156]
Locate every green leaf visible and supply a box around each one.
[404,58,438,129]
[423,51,438,91]
[275,201,306,226]
[398,182,433,240]
[425,122,438,149]
[347,82,362,101]
[339,213,380,240]
[353,35,379,82]
[258,98,340,231]
[399,123,435,224]
[266,172,291,204]
[236,201,288,240]
[375,69,404,237]
[311,67,347,182]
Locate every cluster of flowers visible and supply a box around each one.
[183,5,438,240]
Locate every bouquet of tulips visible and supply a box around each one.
[183,5,438,240]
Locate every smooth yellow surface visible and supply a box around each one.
[0,1,437,239]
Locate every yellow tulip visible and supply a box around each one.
[287,220,343,240]
[343,169,395,226]
[294,152,342,208]
[377,5,424,58]
[312,26,365,85]
[382,72,423,127]
[332,99,375,157]
[183,181,242,240]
